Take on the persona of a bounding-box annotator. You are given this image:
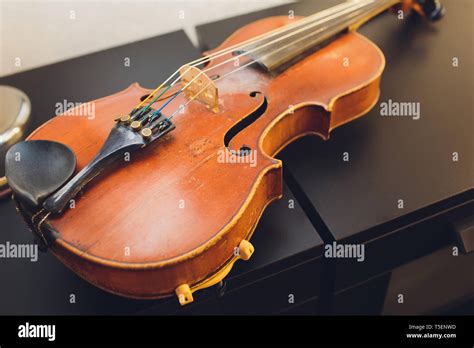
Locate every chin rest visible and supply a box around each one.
[5,140,76,208]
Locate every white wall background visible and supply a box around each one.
[0,0,292,77]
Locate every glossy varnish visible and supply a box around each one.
[26,16,384,298]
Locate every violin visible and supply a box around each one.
[6,0,444,304]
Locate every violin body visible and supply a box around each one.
[21,16,384,300]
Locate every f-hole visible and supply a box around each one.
[224,91,267,156]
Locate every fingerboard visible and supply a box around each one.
[240,0,400,72]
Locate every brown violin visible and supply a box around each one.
[6,0,444,304]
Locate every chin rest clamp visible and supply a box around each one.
[13,199,52,252]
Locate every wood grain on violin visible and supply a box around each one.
[10,0,444,303]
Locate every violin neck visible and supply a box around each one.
[244,0,402,72]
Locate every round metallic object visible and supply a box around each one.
[141,128,152,139]
[130,120,142,131]
[0,85,31,199]
[119,115,131,124]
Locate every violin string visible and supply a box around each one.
[185,0,370,67]
[147,0,374,121]
[167,1,379,120]
[135,0,363,111]
[135,0,374,112]
[155,0,378,121]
